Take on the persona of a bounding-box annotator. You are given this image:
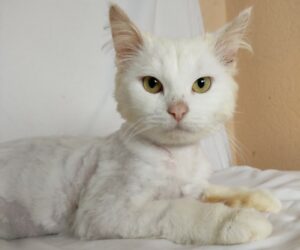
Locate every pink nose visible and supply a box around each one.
[167,102,189,122]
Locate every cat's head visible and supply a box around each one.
[109,4,251,145]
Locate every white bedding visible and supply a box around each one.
[1,166,299,250]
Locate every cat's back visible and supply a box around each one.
[0,136,101,172]
[0,136,104,188]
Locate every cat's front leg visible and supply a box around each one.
[157,199,272,245]
[73,198,272,245]
[202,184,282,213]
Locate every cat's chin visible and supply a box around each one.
[140,128,204,146]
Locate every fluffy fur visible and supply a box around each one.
[0,4,281,245]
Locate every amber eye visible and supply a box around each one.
[192,77,212,93]
[142,76,163,94]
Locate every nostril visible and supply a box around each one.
[167,110,178,119]
[168,111,183,122]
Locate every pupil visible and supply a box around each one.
[197,78,205,88]
[149,78,157,88]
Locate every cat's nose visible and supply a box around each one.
[167,102,189,122]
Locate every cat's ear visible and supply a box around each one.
[109,4,143,66]
[213,7,252,71]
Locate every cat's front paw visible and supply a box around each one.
[203,186,282,214]
[246,190,282,213]
[217,208,272,245]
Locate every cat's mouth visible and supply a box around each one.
[167,124,193,133]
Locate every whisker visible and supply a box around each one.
[129,123,159,141]
[227,133,249,165]
[121,117,149,139]
[123,123,157,144]
[121,115,163,144]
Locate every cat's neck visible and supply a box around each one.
[116,122,211,182]
[118,122,199,150]
[116,123,202,171]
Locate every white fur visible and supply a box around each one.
[0,4,280,245]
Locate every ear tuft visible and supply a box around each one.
[109,4,143,67]
[214,7,252,69]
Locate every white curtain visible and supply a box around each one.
[0,0,231,169]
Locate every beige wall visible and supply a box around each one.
[200,0,300,170]
[199,0,227,32]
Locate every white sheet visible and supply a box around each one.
[1,166,300,250]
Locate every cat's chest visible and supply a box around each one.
[160,145,198,179]
[138,143,210,196]
[121,136,211,199]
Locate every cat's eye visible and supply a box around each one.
[192,77,212,93]
[142,76,163,94]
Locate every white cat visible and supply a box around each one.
[0,4,281,245]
